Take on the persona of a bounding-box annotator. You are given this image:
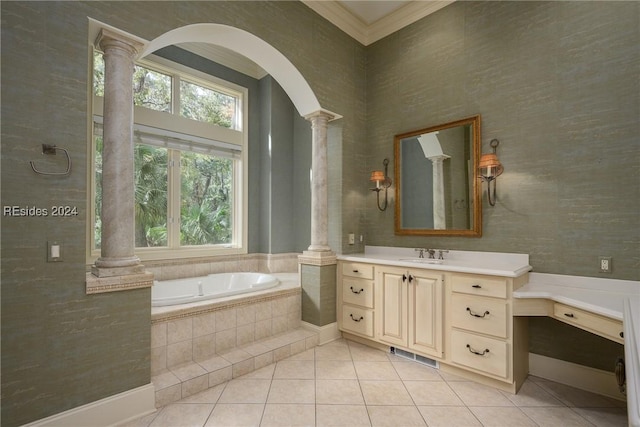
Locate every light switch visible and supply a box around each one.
[48,241,62,262]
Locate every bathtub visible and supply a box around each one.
[152,272,280,307]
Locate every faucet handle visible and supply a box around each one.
[414,248,425,258]
[437,250,449,260]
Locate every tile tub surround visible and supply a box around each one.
[151,273,302,374]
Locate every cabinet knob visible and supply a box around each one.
[620,331,624,338]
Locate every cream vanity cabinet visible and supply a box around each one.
[448,273,528,387]
[338,262,376,338]
[376,266,443,358]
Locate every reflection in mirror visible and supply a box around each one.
[394,115,481,237]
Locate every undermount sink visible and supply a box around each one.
[399,258,444,265]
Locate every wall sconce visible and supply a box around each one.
[478,139,504,206]
[370,158,392,211]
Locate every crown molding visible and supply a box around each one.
[302,1,456,46]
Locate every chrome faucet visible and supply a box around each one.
[438,249,449,260]
[414,248,426,258]
[427,249,436,259]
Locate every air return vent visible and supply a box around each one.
[390,347,439,369]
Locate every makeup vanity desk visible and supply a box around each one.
[512,273,640,427]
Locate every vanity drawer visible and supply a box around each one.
[451,294,508,338]
[451,329,509,379]
[341,306,374,337]
[553,303,624,344]
[342,262,374,280]
[451,274,508,299]
[342,278,374,308]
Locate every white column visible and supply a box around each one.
[428,155,449,230]
[304,110,334,254]
[92,29,144,277]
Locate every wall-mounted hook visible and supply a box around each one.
[30,144,71,176]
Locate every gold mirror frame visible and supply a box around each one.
[394,115,482,237]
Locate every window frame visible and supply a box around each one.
[87,53,249,263]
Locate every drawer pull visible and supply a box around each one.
[466,307,490,318]
[350,314,364,322]
[466,344,490,356]
[352,269,359,273]
[564,313,575,318]
[620,332,624,338]
[472,284,482,289]
[350,286,364,294]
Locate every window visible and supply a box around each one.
[90,52,247,261]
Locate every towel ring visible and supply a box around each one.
[30,144,71,176]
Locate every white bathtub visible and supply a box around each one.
[152,272,280,307]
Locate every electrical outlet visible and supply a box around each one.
[348,233,355,245]
[599,256,612,273]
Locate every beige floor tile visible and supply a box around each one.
[287,348,315,361]
[315,340,352,360]
[404,381,464,406]
[469,407,537,427]
[315,360,357,379]
[169,362,208,382]
[152,370,181,390]
[149,403,214,427]
[316,379,365,405]
[348,341,390,361]
[354,361,400,380]
[205,403,264,427]
[116,410,159,427]
[218,379,271,404]
[392,360,442,381]
[417,406,482,427]
[267,379,315,404]
[359,380,414,405]
[367,405,426,426]
[533,378,627,408]
[448,381,515,407]
[500,380,564,407]
[316,404,371,427]
[520,407,597,426]
[260,404,315,426]
[178,383,225,404]
[572,407,629,427]
[273,360,315,379]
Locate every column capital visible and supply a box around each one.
[303,109,341,123]
[95,28,145,58]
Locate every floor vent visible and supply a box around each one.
[390,347,439,369]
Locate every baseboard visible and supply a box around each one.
[529,353,626,401]
[301,321,341,345]
[23,383,156,427]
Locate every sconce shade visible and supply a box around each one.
[478,153,504,178]
[370,170,385,182]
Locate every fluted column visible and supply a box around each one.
[92,29,144,277]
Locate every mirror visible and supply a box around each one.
[394,115,481,237]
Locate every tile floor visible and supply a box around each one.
[122,339,628,427]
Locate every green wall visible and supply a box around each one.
[363,1,639,281]
[362,1,639,372]
[0,2,365,425]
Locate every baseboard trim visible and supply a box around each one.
[301,321,341,345]
[23,383,156,427]
[529,353,625,401]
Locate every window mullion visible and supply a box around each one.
[167,150,181,248]
[172,74,181,116]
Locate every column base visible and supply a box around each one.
[92,256,145,278]
[299,250,337,266]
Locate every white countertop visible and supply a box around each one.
[338,246,532,278]
[513,272,639,427]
